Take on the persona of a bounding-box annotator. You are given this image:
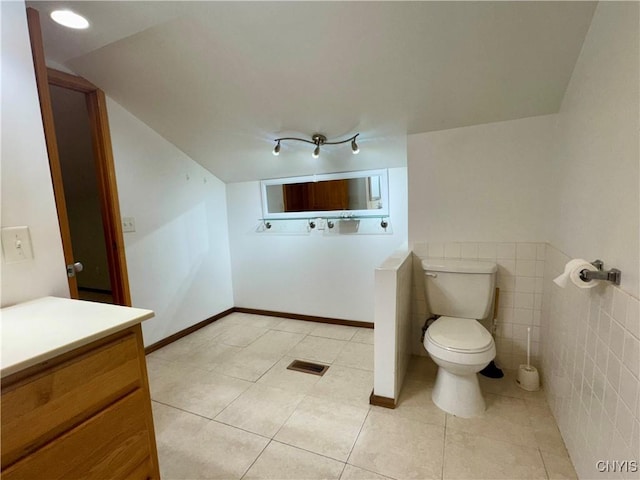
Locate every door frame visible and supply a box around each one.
[26,7,131,306]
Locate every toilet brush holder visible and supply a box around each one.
[516,364,540,391]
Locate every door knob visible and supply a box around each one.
[66,262,84,278]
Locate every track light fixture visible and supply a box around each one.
[272,133,360,158]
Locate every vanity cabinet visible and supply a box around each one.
[0,298,159,480]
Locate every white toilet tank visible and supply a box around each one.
[422,258,497,319]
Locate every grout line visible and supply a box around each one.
[269,439,348,465]
[151,399,216,421]
[537,447,551,480]
[239,438,272,480]
[338,461,348,479]
[345,406,371,465]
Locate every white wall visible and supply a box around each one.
[107,99,234,346]
[226,167,408,322]
[541,3,640,478]
[549,1,639,298]
[373,249,413,401]
[408,114,556,243]
[0,1,69,306]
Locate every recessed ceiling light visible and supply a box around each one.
[50,10,89,29]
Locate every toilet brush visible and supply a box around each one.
[516,327,540,391]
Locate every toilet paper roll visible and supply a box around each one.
[553,259,600,289]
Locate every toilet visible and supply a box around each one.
[421,258,497,417]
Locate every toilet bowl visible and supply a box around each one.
[424,316,496,417]
[421,258,497,417]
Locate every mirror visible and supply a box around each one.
[261,169,389,219]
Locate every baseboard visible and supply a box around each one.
[144,307,374,355]
[369,390,396,409]
[233,307,374,329]
[144,307,235,354]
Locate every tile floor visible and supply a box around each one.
[146,313,576,479]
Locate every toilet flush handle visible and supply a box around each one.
[425,272,438,278]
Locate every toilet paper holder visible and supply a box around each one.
[579,259,621,285]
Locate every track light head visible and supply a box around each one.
[273,140,281,156]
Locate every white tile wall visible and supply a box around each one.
[541,244,640,479]
[411,241,546,370]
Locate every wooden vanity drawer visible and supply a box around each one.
[2,388,153,480]
[1,333,142,467]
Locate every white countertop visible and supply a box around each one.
[1,296,154,378]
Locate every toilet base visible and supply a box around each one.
[432,367,486,418]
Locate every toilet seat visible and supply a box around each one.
[426,316,494,353]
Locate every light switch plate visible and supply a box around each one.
[122,217,136,233]
[1,226,34,263]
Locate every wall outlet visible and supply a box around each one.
[122,217,136,233]
[1,226,34,263]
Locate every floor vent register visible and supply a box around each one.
[286,359,329,376]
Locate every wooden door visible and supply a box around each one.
[26,8,131,306]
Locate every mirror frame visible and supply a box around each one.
[260,169,389,220]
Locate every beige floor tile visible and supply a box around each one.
[152,400,209,441]
[275,396,369,461]
[532,415,568,455]
[213,349,282,382]
[148,358,252,418]
[215,383,305,437]
[245,329,305,356]
[309,323,358,341]
[350,328,375,345]
[443,430,546,479]
[215,323,269,347]
[404,355,438,384]
[185,318,234,344]
[373,379,445,427]
[244,441,344,480]
[226,312,283,329]
[153,402,269,480]
[483,392,533,424]
[148,340,241,371]
[340,464,392,480]
[308,364,373,408]
[334,342,374,371]
[541,451,578,479]
[349,410,444,479]
[446,394,536,447]
[287,335,348,363]
[257,357,323,393]
[478,368,547,402]
[523,392,559,440]
[272,318,318,334]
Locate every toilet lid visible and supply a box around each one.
[426,316,493,352]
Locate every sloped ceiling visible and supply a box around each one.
[30,1,597,183]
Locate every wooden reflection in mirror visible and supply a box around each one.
[283,180,349,212]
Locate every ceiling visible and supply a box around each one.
[30,1,597,183]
